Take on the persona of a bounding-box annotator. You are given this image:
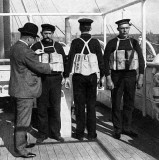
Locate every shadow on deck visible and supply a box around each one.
[0,97,159,160]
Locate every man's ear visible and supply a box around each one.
[27,37,31,42]
[117,27,119,31]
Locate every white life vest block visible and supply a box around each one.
[109,38,139,70]
[72,38,99,76]
[39,41,64,72]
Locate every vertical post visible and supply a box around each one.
[141,0,146,116]
[3,0,11,58]
[0,0,4,58]
[65,17,71,45]
[103,15,107,49]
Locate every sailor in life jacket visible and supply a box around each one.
[32,25,64,72]
[65,18,105,140]
[103,19,145,139]
[65,32,104,78]
[31,24,66,142]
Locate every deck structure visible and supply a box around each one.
[0,99,159,160]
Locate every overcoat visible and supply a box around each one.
[9,40,51,98]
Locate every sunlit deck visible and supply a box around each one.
[0,98,159,160]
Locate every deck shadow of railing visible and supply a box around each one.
[0,113,18,157]
[1,97,159,159]
[96,102,159,160]
[0,97,20,157]
[96,102,114,136]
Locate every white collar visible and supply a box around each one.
[19,39,28,46]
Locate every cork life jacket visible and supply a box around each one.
[39,41,64,72]
[109,38,139,70]
[72,38,99,76]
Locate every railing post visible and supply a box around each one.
[103,15,107,49]
[141,0,146,116]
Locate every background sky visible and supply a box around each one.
[10,0,159,37]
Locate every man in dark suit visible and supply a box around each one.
[9,22,53,158]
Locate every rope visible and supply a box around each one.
[131,22,159,46]
[109,25,116,35]
[10,0,22,26]
[20,0,30,21]
[33,0,44,23]
[10,7,20,28]
[50,0,64,23]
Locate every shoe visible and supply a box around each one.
[36,136,48,143]
[50,136,65,142]
[77,137,84,141]
[122,130,138,137]
[72,132,84,141]
[26,143,35,148]
[87,134,97,141]
[113,133,121,139]
[87,137,96,141]
[18,152,36,158]
[55,136,65,142]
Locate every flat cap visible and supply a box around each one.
[115,19,130,26]
[78,18,93,26]
[41,24,55,32]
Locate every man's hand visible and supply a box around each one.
[35,49,43,55]
[49,63,54,71]
[65,78,71,89]
[106,75,114,90]
[98,77,104,89]
[137,74,144,89]
[61,78,65,85]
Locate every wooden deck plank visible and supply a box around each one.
[1,103,159,160]
[67,143,84,160]
[88,141,111,160]
[53,144,66,160]
[1,147,8,160]
[96,132,127,160]
[120,134,158,160]
[80,142,100,160]
[39,145,50,160]
[74,142,92,160]
[32,145,42,160]
[102,133,134,160]
[60,143,75,160]
[97,126,145,160]
[46,144,58,160]
[117,135,147,160]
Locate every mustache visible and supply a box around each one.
[43,38,53,42]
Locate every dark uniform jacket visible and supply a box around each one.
[65,33,105,77]
[9,40,51,98]
[31,39,67,77]
[104,36,145,77]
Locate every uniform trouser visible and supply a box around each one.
[14,98,34,155]
[72,73,97,138]
[37,74,62,138]
[111,72,136,133]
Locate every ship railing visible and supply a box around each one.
[146,62,159,121]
